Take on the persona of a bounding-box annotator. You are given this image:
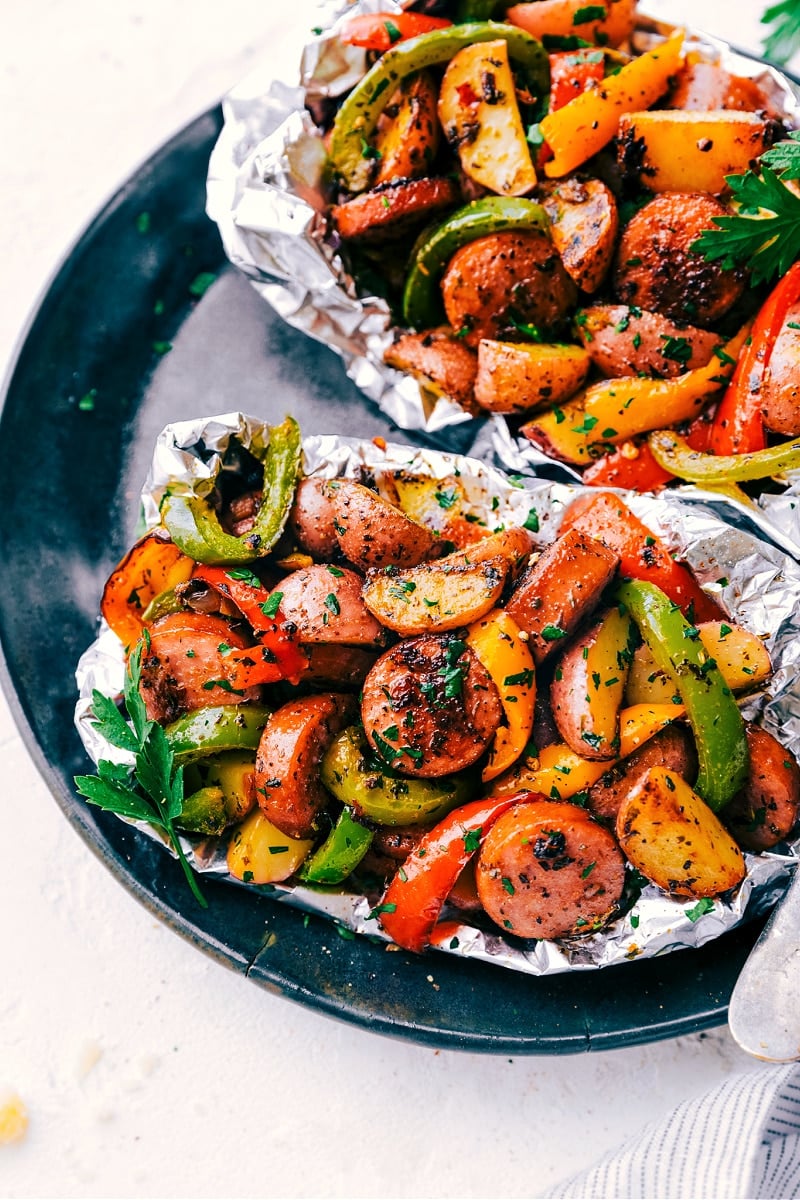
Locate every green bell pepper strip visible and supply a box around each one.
[298,807,374,886]
[321,725,473,826]
[454,0,505,19]
[165,704,272,766]
[141,586,185,624]
[161,415,302,566]
[328,23,550,194]
[176,786,228,836]
[402,196,550,329]
[616,580,749,812]
[648,430,800,485]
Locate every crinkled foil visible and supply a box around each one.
[206,3,800,447]
[75,414,800,976]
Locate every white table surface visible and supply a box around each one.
[1,3,796,1197]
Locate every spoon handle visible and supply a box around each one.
[729,868,800,1061]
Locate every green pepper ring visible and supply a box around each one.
[328,22,550,195]
[401,196,551,330]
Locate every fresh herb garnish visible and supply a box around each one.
[523,506,540,533]
[691,166,800,286]
[660,335,693,366]
[261,591,283,618]
[761,0,800,66]
[573,4,607,23]
[74,644,206,907]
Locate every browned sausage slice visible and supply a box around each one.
[441,229,577,346]
[476,799,626,939]
[331,177,460,242]
[723,725,800,851]
[759,300,800,436]
[255,693,357,838]
[666,62,772,113]
[289,478,339,559]
[139,613,261,724]
[269,564,388,647]
[614,193,744,325]
[575,305,722,379]
[384,329,478,410]
[360,633,503,778]
[588,724,698,826]
[330,480,439,570]
[504,529,619,664]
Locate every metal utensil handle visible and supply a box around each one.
[729,867,800,1061]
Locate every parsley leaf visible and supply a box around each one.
[761,130,800,180]
[762,0,800,66]
[691,166,800,286]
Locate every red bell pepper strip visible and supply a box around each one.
[583,415,713,492]
[559,491,722,621]
[192,564,308,683]
[548,50,605,112]
[339,12,452,52]
[378,792,536,952]
[709,261,800,455]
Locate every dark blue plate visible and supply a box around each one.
[0,108,764,1053]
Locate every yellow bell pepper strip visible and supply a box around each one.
[648,429,800,484]
[522,323,749,466]
[298,807,374,886]
[101,529,194,650]
[329,23,550,193]
[164,704,272,766]
[402,196,551,329]
[617,580,749,812]
[377,793,521,952]
[539,30,684,177]
[321,726,472,826]
[487,702,685,800]
[464,608,536,782]
[161,416,302,566]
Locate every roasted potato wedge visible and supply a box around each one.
[625,620,772,706]
[374,70,440,185]
[363,555,508,634]
[616,766,746,898]
[575,305,721,379]
[438,39,537,197]
[384,329,478,410]
[506,0,637,48]
[617,110,768,196]
[588,725,698,826]
[541,178,619,293]
[330,480,439,570]
[550,606,634,760]
[227,808,314,884]
[474,339,590,413]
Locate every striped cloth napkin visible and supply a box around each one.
[544,1065,800,1199]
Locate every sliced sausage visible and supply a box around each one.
[384,329,478,410]
[298,643,380,687]
[331,177,460,242]
[441,229,578,347]
[139,613,261,724]
[269,564,388,647]
[588,724,698,826]
[504,529,619,664]
[575,305,722,379]
[289,478,339,559]
[372,824,429,862]
[360,633,503,778]
[254,693,357,838]
[723,725,800,852]
[614,193,745,325]
[475,799,626,939]
[760,300,800,436]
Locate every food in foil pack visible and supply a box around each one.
[208,0,800,517]
[74,414,800,975]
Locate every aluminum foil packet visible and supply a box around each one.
[75,413,800,976]
[206,2,800,455]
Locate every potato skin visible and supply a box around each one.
[441,230,577,347]
[254,693,357,839]
[614,193,745,325]
[363,556,507,635]
[476,799,627,939]
[723,726,800,852]
[616,767,746,898]
[330,480,438,570]
[575,305,721,379]
[617,111,768,197]
[384,329,478,410]
[505,529,619,664]
[360,634,503,778]
[374,70,440,186]
[474,340,590,414]
[541,177,619,294]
